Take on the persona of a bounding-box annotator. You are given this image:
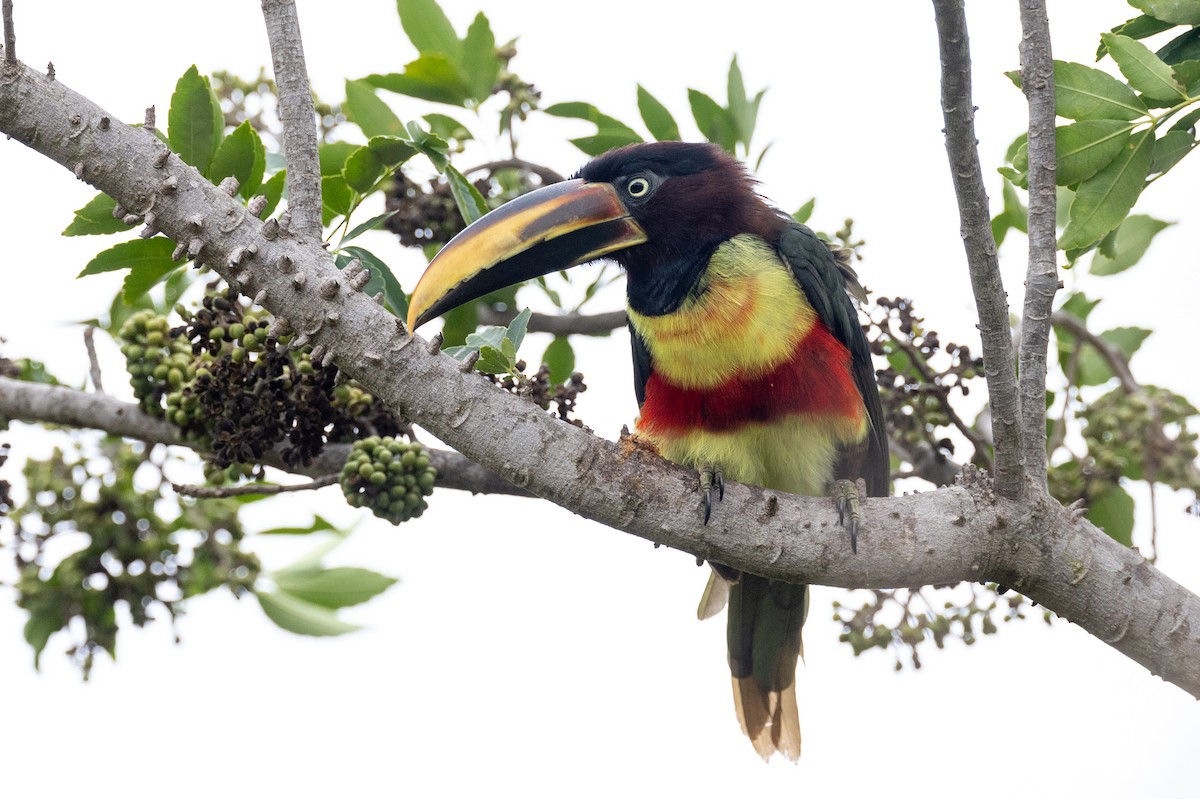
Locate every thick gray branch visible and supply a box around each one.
[0,377,528,497]
[931,0,1025,499]
[1017,0,1058,490]
[2,60,1199,698]
[261,0,321,241]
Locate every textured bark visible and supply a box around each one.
[1017,0,1059,490]
[0,377,529,497]
[931,0,1025,500]
[2,60,1199,698]
[260,0,322,241]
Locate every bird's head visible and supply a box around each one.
[406,142,778,332]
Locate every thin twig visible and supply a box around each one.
[261,0,322,240]
[173,473,338,498]
[477,306,628,337]
[1050,312,1138,392]
[2,0,15,65]
[931,0,1025,500]
[464,159,567,185]
[83,326,104,393]
[1017,0,1058,490]
[883,322,993,470]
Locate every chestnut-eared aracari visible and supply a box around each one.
[407,142,888,761]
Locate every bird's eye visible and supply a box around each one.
[625,176,651,198]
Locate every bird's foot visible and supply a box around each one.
[831,478,865,553]
[700,464,724,525]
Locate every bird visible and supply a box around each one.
[406,141,889,761]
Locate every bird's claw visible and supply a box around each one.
[700,465,724,525]
[831,479,862,554]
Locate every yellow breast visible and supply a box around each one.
[625,235,816,390]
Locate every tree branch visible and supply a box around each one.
[0,377,530,497]
[2,57,1199,697]
[260,0,321,241]
[1017,0,1058,490]
[2,0,16,66]
[476,306,628,337]
[464,159,567,185]
[931,0,1025,499]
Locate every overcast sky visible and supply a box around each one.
[1,1,1197,797]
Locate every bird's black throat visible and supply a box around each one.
[623,241,722,317]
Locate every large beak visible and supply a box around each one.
[406,179,647,332]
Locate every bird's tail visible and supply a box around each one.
[725,573,808,761]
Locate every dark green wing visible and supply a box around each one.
[629,320,653,408]
[776,222,889,497]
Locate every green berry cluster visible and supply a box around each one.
[117,286,404,483]
[9,438,258,677]
[118,310,196,415]
[340,436,437,524]
[1050,386,1200,507]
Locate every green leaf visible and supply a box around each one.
[208,121,266,199]
[1053,60,1147,121]
[259,169,286,217]
[1159,28,1200,64]
[339,246,408,318]
[1080,327,1153,386]
[637,85,680,141]
[341,211,398,245]
[121,239,181,303]
[257,515,337,536]
[406,121,452,170]
[542,336,575,384]
[792,198,816,225]
[78,237,175,279]
[1129,0,1200,25]
[423,113,473,144]
[544,102,640,136]
[322,175,354,222]
[366,56,473,106]
[444,164,489,224]
[461,12,499,100]
[1059,130,1154,250]
[439,301,478,347]
[396,0,462,60]
[991,179,1028,248]
[345,79,405,138]
[506,307,532,350]
[369,134,420,165]
[1102,15,1177,61]
[63,193,127,236]
[688,89,738,152]
[1056,120,1134,186]
[1091,214,1173,275]
[273,567,397,609]
[568,133,642,156]
[1150,128,1195,175]
[1087,485,1135,546]
[23,604,65,669]
[1171,59,1200,93]
[168,65,223,172]
[319,141,359,175]
[475,344,514,374]
[255,589,361,636]
[343,145,386,194]
[1061,291,1101,321]
[1101,33,1186,102]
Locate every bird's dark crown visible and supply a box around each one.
[575,141,730,183]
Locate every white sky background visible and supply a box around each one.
[1,0,1198,796]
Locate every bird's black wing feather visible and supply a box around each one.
[629,321,653,409]
[777,223,889,497]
